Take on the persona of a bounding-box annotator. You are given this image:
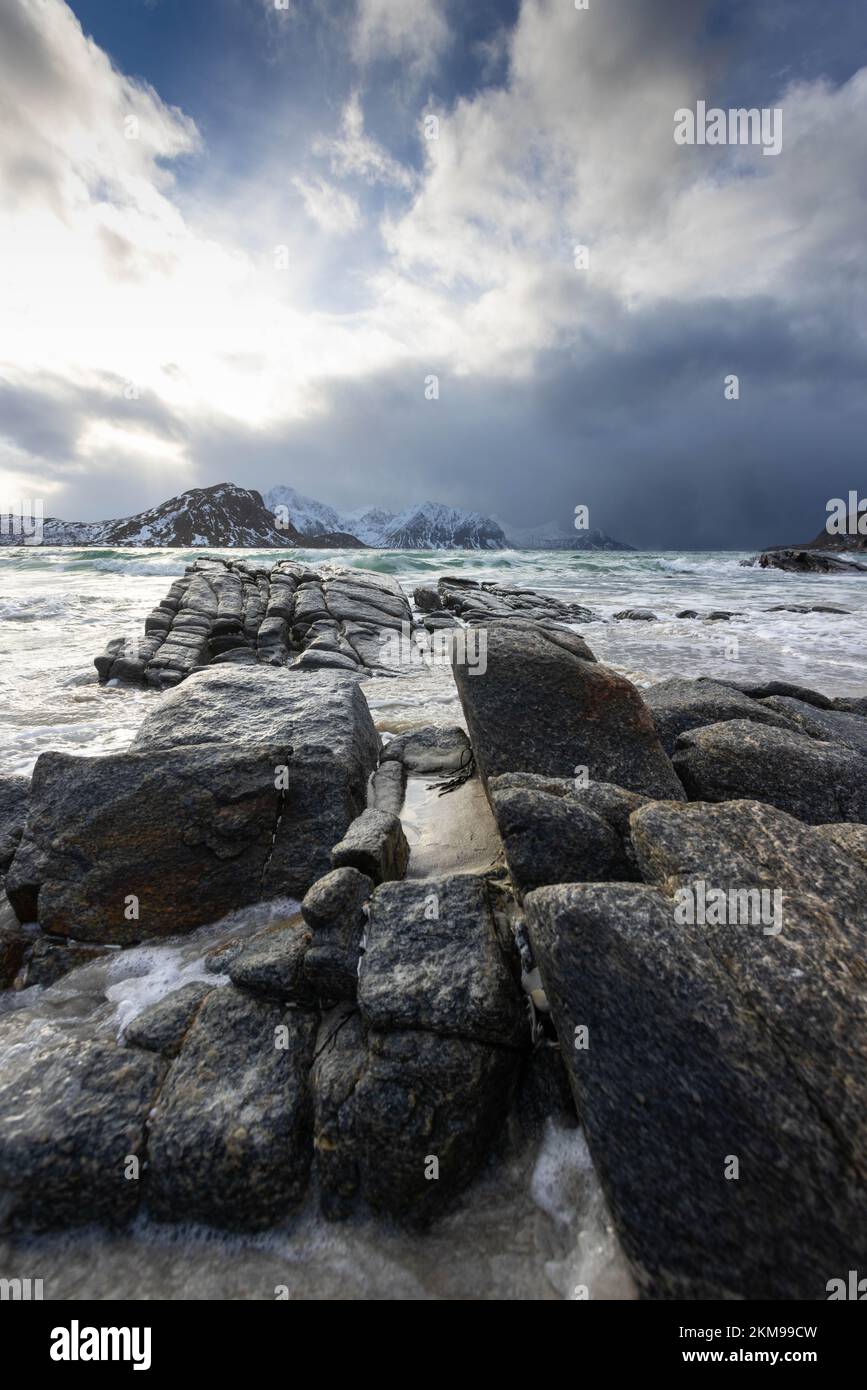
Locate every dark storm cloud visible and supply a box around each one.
[4,0,867,547]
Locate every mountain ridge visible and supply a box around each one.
[0,480,633,551]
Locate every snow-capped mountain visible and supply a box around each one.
[264,489,507,550]
[265,485,343,537]
[97,484,300,547]
[375,502,507,550]
[1,484,356,549]
[337,505,403,547]
[494,518,634,551]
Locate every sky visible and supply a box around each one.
[0,0,866,548]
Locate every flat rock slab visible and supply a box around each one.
[381,725,471,775]
[0,1038,165,1231]
[147,987,318,1230]
[524,880,867,1299]
[359,873,525,1049]
[452,625,684,800]
[645,678,795,756]
[672,719,867,823]
[400,775,502,880]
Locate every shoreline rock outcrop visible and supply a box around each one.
[0,562,865,1301]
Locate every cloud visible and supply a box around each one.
[314,93,415,190]
[292,176,363,234]
[2,0,867,544]
[352,0,451,78]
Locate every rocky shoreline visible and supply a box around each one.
[0,558,865,1299]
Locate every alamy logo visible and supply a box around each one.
[50,1321,152,1371]
[673,880,783,936]
[674,102,782,156]
[1,500,44,545]
[826,492,867,537]
[0,1277,43,1300]
[826,1270,867,1300]
[379,621,487,675]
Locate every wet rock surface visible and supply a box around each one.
[0,1039,165,1231]
[359,874,525,1049]
[645,677,797,755]
[7,667,380,940]
[147,987,319,1231]
[1,559,865,1296]
[435,576,595,625]
[672,718,867,823]
[487,773,650,894]
[524,877,867,1299]
[452,624,684,800]
[0,775,29,876]
[95,557,414,687]
[382,725,471,775]
[124,981,215,1057]
[331,808,410,884]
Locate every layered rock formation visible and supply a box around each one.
[95,556,414,686]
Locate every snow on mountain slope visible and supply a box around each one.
[264,485,342,537]
[98,484,300,547]
[265,489,508,548]
[378,502,507,550]
[337,505,400,547]
[1,485,303,548]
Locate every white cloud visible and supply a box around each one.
[292,176,363,234]
[352,0,450,78]
[315,93,415,190]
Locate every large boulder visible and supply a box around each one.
[488,777,631,895]
[0,1037,165,1231]
[672,720,867,823]
[146,987,318,1230]
[5,745,287,941]
[759,695,867,758]
[524,874,867,1299]
[451,625,683,800]
[6,667,381,941]
[0,775,29,875]
[645,678,796,756]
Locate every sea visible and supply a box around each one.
[0,546,863,1300]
